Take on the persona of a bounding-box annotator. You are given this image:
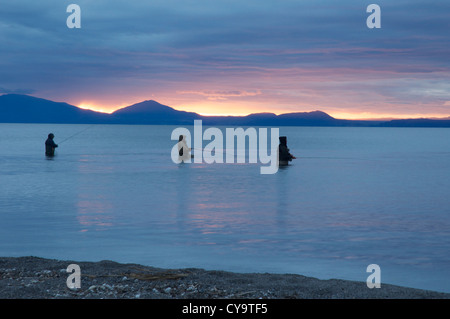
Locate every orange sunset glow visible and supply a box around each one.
[73,98,450,121]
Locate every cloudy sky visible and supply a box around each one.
[0,0,449,118]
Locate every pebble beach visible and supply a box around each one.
[0,256,448,299]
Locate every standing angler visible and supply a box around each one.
[278,136,296,166]
[45,133,58,157]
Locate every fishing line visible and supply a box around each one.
[58,124,95,145]
[192,147,237,156]
[191,147,259,159]
[192,150,361,161]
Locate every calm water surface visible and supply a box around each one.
[1,123,449,292]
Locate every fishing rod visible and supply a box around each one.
[58,124,95,145]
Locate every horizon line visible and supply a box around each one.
[73,100,450,121]
[2,93,450,121]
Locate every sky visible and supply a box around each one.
[0,0,449,119]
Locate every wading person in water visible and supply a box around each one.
[178,135,192,162]
[278,136,296,166]
[45,133,58,157]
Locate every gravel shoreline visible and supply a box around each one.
[0,256,448,299]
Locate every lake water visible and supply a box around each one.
[1,123,449,293]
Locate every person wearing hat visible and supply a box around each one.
[278,136,296,166]
[45,133,58,157]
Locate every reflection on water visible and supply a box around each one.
[75,156,116,232]
[77,197,114,232]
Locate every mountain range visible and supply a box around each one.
[1,94,450,127]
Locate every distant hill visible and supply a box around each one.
[1,94,450,127]
[0,94,109,124]
[110,100,200,125]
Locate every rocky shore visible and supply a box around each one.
[0,256,448,299]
